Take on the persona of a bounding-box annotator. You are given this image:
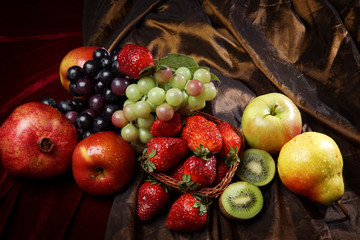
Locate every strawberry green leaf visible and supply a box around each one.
[148,149,157,159]
[139,65,155,77]
[156,53,199,70]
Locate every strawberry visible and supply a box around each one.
[211,159,229,186]
[181,115,222,155]
[166,193,209,232]
[166,163,185,182]
[117,44,155,79]
[137,177,171,222]
[216,121,241,165]
[142,137,188,172]
[182,155,217,187]
[150,112,182,137]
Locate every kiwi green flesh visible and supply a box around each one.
[219,181,263,220]
[236,148,276,186]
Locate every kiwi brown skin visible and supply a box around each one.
[219,197,241,220]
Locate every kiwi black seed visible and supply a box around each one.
[219,181,263,220]
[236,148,275,186]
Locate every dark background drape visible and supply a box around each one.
[1,0,359,239]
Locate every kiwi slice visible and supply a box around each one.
[219,181,263,220]
[236,148,275,186]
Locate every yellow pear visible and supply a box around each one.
[277,132,344,206]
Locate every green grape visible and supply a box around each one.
[123,99,136,107]
[137,77,156,94]
[156,103,174,121]
[193,68,211,83]
[121,123,139,142]
[169,73,186,89]
[123,103,138,121]
[153,65,172,83]
[180,90,189,107]
[146,99,157,112]
[137,114,155,129]
[147,87,166,106]
[125,84,143,101]
[188,96,206,110]
[138,128,154,144]
[112,110,129,128]
[166,88,183,106]
[134,100,151,118]
[175,67,192,81]
[199,82,217,101]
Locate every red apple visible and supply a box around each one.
[59,46,99,93]
[0,102,78,178]
[72,131,136,195]
[241,93,302,154]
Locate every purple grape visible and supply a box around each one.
[57,100,75,113]
[65,111,79,124]
[82,108,98,118]
[111,77,130,96]
[66,66,84,82]
[94,81,105,93]
[76,112,93,130]
[103,104,120,119]
[71,98,86,112]
[102,88,119,103]
[82,130,94,139]
[101,56,112,69]
[92,116,110,132]
[83,60,100,78]
[98,69,114,86]
[76,77,94,96]
[89,93,105,112]
[93,48,109,62]
[41,97,57,107]
[69,82,81,97]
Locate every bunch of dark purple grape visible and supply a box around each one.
[43,47,131,140]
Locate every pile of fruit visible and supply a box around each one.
[0,43,348,233]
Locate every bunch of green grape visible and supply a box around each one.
[111,66,217,143]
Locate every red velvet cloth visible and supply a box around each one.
[0,1,114,239]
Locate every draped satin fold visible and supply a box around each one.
[82,0,360,239]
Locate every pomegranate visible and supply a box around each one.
[0,102,78,178]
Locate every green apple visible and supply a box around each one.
[241,93,302,154]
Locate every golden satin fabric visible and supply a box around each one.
[82,0,360,239]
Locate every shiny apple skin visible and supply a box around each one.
[0,102,78,178]
[241,93,302,154]
[72,131,136,195]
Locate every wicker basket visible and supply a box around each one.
[141,110,245,198]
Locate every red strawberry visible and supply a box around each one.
[183,155,217,187]
[166,193,209,232]
[142,137,188,172]
[211,159,229,186]
[117,44,155,79]
[166,163,185,182]
[150,112,182,137]
[216,121,241,165]
[182,115,222,155]
[137,178,171,222]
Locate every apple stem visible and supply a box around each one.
[336,200,350,218]
[270,104,278,115]
[38,138,55,153]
